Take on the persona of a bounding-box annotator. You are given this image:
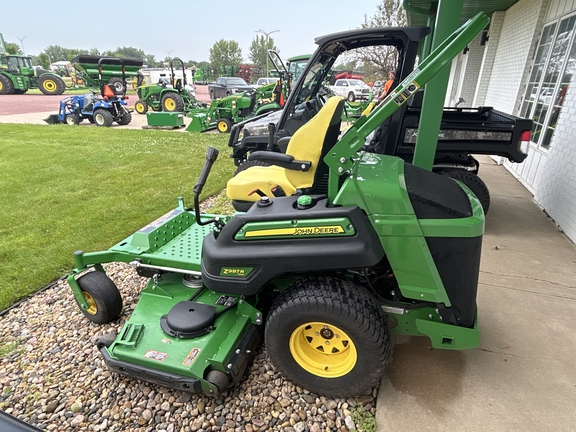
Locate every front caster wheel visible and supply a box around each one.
[265,276,390,397]
[76,271,122,324]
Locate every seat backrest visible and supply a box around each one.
[284,96,345,189]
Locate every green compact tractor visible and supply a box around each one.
[134,57,204,115]
[186,82,281,133]
[68,13,488,397]
[0,53,65,95]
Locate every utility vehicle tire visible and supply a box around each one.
[65,113,80,125]
[108,77,126,96]
[76,271,122,324]
[116,108,132,125]
[438,169,491,215]
[93,109,114,127]
[347,91,356,102]
[265,276,390,397]
[234,159,269,176]
[134,99,148,115]
[217,118,233,133]
[162,92,185,112]
[0,74,15,95]
[206,370,229,395]
[37,74,65,95]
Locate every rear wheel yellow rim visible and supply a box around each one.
[165,98,175,111]
[43,80,56,92]
[289,321,357,378]
[82,292,98,315]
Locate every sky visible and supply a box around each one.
[2,0,381,63]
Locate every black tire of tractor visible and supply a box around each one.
[93,109,114,127]
[37,74,65,95]
[0,74,15,95]
[134,99,148,115]
[265,276,391,397]
[234,159,270,176]
[108,77,126,96]
[347,92,356,102]
[217,118,233,133]
[162,92,185,112]
[65,113,80,125]
[76,271,123,324]
[116,108,132,125]
[438,169,491,215]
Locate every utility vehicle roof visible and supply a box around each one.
[314,26,431,50]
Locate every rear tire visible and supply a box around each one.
[76,271,122,324]
[0,74,15,95]
[134,99,148,115]
[347,92,356,102]
[161,92,184,112]
[438,169,491,215]
[93,109,114,127]
[265,276,390,397]
[37,74,65,95]
[234,159,269,175]
[108,77,126,96]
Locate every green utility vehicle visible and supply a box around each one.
[229,19,532,216]
[68,13,490,397]
[134,57,203,115]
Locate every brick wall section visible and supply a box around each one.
[473,12,505,106]
[484,0,548,114]
[459,33,486,107]
[534,71,576,242]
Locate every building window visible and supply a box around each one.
[521,14,576,150]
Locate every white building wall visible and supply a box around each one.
[533,78,576,241]
[458,33,485,107]
[474,12,506,107]
[484,0,548,114]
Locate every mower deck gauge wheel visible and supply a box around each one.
[76,271,122,324]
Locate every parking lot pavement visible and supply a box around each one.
[375,155,576,431]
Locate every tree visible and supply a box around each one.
[351,0,407,83]
[5,42,21,55]
[248,35,279,77]
[209,39,242,76]
[103,46,145,59]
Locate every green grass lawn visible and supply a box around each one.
[0,124,235,311]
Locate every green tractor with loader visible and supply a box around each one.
[67,13,497,397]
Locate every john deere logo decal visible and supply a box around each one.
[245,225,345,237]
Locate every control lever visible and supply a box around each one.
[266,123,276,151]
[193,147,221,227]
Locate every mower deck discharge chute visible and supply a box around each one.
[68,13,489,397]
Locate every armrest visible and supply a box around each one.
[248,151,311,171]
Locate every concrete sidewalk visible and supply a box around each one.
[376,156,576,431]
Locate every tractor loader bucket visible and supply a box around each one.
[43,114,61,125]
[186,112,209,132]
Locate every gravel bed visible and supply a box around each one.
[0,264,377,431]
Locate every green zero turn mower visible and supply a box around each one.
[68,13,489,397]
